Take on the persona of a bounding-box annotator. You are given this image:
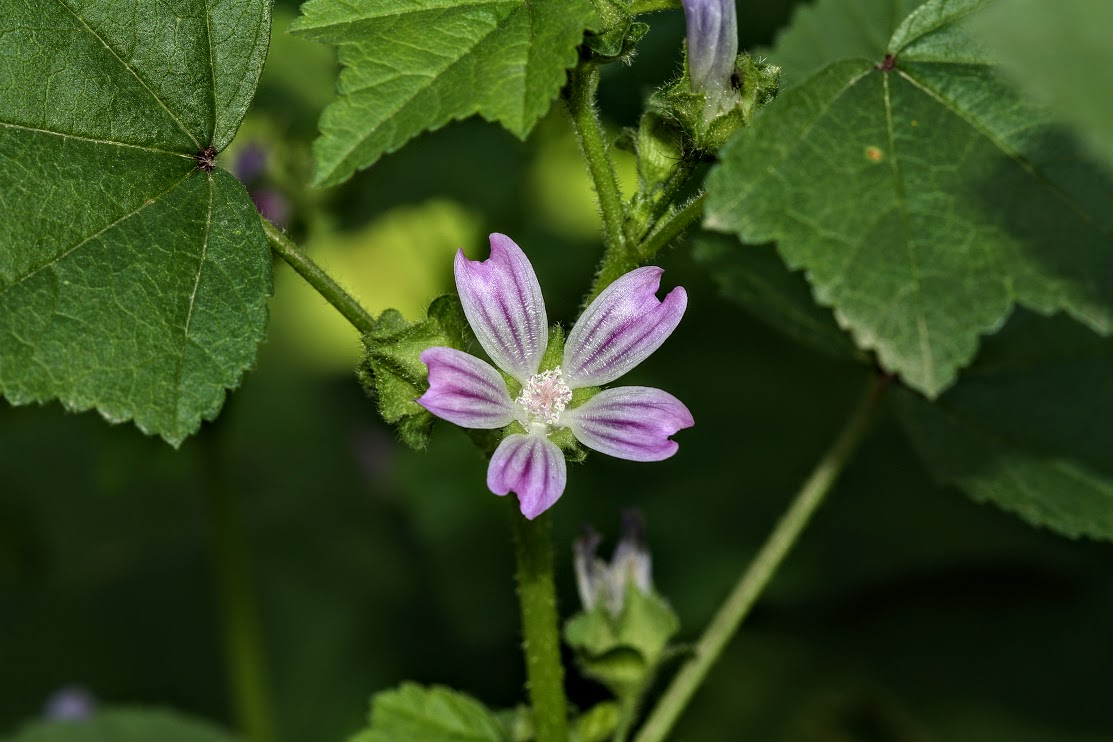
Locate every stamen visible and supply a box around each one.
[516,367,573,426]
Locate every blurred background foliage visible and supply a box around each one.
[3,2,1112,741]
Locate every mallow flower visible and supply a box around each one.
[682,0,739,118]
[417,234,694,520]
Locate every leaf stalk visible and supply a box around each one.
[262,218,376,334]
[633,373,890,742]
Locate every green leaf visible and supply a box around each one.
[972,0,1113,172]
[895,310,1113,541]
[5,708,241,742]
[0,0,272,446]
[694,233,860,360]
[354,683,509,742]
[764,0,924,87]
[290,0,597,187]
[357,296,469,450]
[706,0,1113,396]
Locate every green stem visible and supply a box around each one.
[566,64,627,261]
[633,374,890,742]
[512,511,569,742]
[641,158,697,238]
[203,438,276,742]
[262,217,376,334]
[636,193,706,261]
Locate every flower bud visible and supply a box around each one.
[682,0,739,118]
[574,510,653,617]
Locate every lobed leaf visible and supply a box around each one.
[707,0,1113,396]
[290,0,597,187]
[0,0,272,446]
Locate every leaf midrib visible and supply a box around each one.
[51,0,204,151]
[0,169,197,294]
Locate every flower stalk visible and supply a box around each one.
[633,374,890,742]
[513,512,570,742]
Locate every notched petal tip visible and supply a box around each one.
[416,346,516,430]
[454,234,548,382]
[487,433,568,520]
[564,386,694,462]
[564,267,689,388]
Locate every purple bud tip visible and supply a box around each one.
[682,0,739,115]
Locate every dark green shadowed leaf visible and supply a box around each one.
[5,708,242,742]
[0,0,273,446]
[972,0,1113,172]
[895,310,1113,541]
[694,233,860,361]
[353,683,509,742]
[763,0,924,88]
[290,0,597,187]
[706,0,1113,397]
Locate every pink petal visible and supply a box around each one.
[417,347,516,429]
[563,267,687,387]
[455,234,548,382]
[487,433,568,520]
[563,386,694,462]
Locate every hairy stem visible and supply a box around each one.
[262,217,376,334]
[633,374,890,742]
[513,511,570,742]
[566,65,627,265]
[202,437,275,742]
[637,193,706,261]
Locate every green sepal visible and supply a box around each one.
[583,0,648,63]
[650,52,781,152]
[572,702,621,742]
[541,324,567,372]
[357,295,468,450]
[563,585,681,697]
[623,111,692,241]
[494,701,619,742]
[635,112,686,192]
[494,706,533,742]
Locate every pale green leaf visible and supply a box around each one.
[972,0,1113,172]
[895,310,1113,541]
[764,0,923,87]
[0,0,272,446]
[356,683,509,742]
[706,0,1113,396]
[5,708,241,742]
[290,0,596,187]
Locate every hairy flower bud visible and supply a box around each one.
[682,0,739,118]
